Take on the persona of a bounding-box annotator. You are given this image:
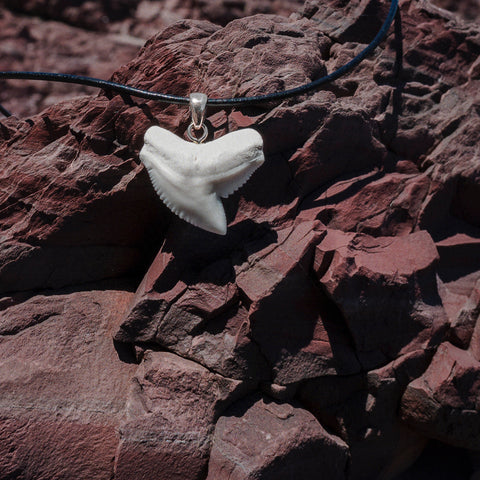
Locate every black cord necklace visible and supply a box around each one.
[0,0,398,113]
[0,1,399,235]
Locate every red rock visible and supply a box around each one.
[469,286,480,361]
[0,0,480,477]
[0,96,169,294]
[114,351,252,480]
[436,233,480,298]
[288,106,387,196]
[0,8,142,118]
[129,0,305,36]
[0,290,138,479]
[435,231,480,349]
[2,0,141,30]
[315,229,448,369]
[206,395,349,480]
[300,350,430,479]
[242,221,361,383]
[400,342,480,450]
[445,277,480,349]
[116,251,270,381]
[301,172,434,237]
[300,0,391,43]
[432,0,480,21]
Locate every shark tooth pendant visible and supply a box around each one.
[139,93,264,235]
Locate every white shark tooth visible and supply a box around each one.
[139,126,264,235]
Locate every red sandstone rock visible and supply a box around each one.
[243,221,361,383]
[432,0,480,21]
[0,0,480,478]
[0,290,137,479]
[5,0,140,29]
[314,229,448,369]
[115,248,271,381]
[114,351,252,480]
[300,349,431,479]
[469,284,480,361]
[446,276,480,349]
[0,8,142,118]
[127,0,305,38]
[400,342,480,450]
[0,96,169,294]
[206,395,349,480]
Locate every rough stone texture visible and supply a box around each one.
[0,94,170,294]
[314,229,448,370]
[0,0,305,117]
[300,349,431,480]
[114,351,251,480]
[0,290,137,480]
[400,341,480,450]
[432,0,480,21]
[206,395,349,480]
[124,0,306,37]
[1,0,480,478]
[0,8,143,118]
[2,0,141,30]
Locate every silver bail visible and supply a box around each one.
[187,93,208,143]
[189,93,207,129]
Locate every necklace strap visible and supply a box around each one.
[0,0,398,113]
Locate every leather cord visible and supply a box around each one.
[0,0,398,115]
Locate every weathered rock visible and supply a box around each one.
[300,0,392,44]
[314,229,448,370]
[2,0,141,30]
[300,349,431,480]
[116,220,361,384]
[114,351,252,480]
[288,106,387,197]
[400,342,480,450]
[244,221,361,384]
[469,291,480,361]
[301,172,433,236]
[0,0,480,477]
[437,232,480,327]
[127,0,305,38]
[432,0,480,21]
[115,248,271,381]
[0,95,169,294]
[206,394,349,480]
[0,290,137,479]
[0,8,143,118]
[445,277,480,349]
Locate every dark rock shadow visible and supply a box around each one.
[395,440,474,480]
[113,339,138,364]
[155,219,278,291]
[378,9,406,155]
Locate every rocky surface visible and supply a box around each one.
[0,290,138,479]
[0,0,304,118]
[115,351,251,480]
[0,8,143,118]
[206,395,349,480]
[400,341,480,450]
[1,0,480,479]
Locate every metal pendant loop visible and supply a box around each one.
[187,93,208,143]
[186,123,208,143]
